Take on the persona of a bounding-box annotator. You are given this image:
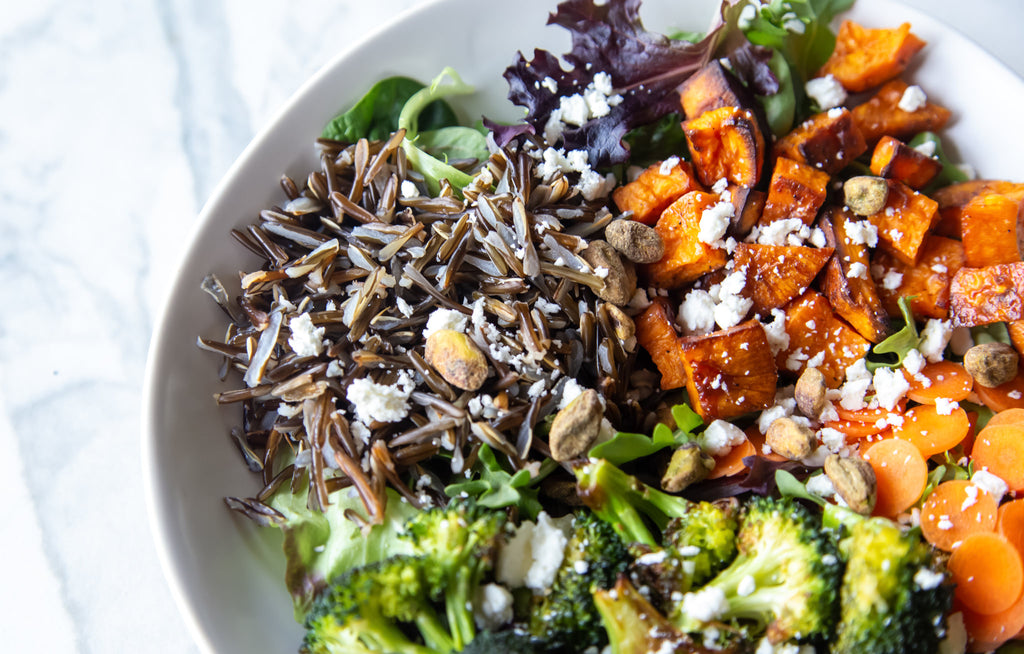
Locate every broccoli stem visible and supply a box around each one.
[355,617,436,654]
[446,567,476,651]
[413,610,456,654]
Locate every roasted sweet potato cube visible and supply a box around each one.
[873,235,965,319]
[776,291,872,387]
[773,108,867,175]
[933,180,1024,238]
[950,263,1024,327]
[635,298,688,390]
[851,79,952,144]
[678,320,778,421]
[683,106,765,187]
[643,191,729,288]
[679,60,761,120]
[866,179,938,265]
[1010,321,1024,359]
[869,136,942,189]
[820,207,892,343]
[818,21,925,93]
[728,185,765,239]
[961,192,1023,267]
[734,243,833,315]
[760,157,831,226]
[612,160,702,225]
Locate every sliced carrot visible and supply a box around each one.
[987,408,1024,429]
[975,371,1024,413]
[834,399,906,423]
[949,532,1024,615]
[999,500,1024,561]
[920,479,998,552]
[892,404,970,457]
[972,423,1024,492]
[708,437,756,479]
[961,590,1024,652]
[906,360,974,404]
[824,418,891,440]
[863,438,928,518]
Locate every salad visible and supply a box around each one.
[196,0,1024,652]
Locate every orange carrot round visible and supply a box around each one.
[907,360,974,404]
[708,437,756,479]
[863,438,928,518]
[972,423,1024,492]
[892,404,970,457]
[920,480,998,552]
[949,532,1024,615]
[962,591,1024,652]
[835,400,906,423]
[988,408,1024,429]
[999,500,1024,561]
[824,418,891,441]
[975,371,1024,413]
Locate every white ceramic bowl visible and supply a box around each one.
[143,1,1024,652]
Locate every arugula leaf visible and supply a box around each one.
[443,444,556,519]
[268,485,418,619]
[909,132,970,191]
[589,403,703,465]
[866,296,920,371]
[321,76,458,142]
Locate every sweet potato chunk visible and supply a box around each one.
[734,243,833,315]
[933,180,1024,238]
[961,192,1023,267]
[869,136,942,189]
[612,160,702,226]
[679,60,761,120]
[950,263,1024,327]
[644,191,729,288]
[728,185,765,238]
[773,108,867,175]
[635,298,688,390]
[678,320,778,421]
[851,79,951,144]
[866,179,938,265]
[873,235,965,319]
[819,21,925,92]
[776,291,872,388]
[820,208,892,343]
[683,106,765,187]
[760,157,831,226]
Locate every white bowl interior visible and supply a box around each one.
[143,1,1024,652]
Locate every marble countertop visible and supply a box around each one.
[1,1,1020,653]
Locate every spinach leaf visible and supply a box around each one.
[622,112,689,166]
[321,76,458,142]
[759,49,796,136]
[909,132,970,191]
[415,125,489,162]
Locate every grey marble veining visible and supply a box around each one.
[0,0,1021,652]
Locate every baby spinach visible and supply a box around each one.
[322,76,458,142]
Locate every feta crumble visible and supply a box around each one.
[473,584,514,630]
[423,307,468,339]
[972,470,1008,503]
[288,313,326,357]
[805,74,847,110]
[681,586,729,622]
[898,85,928,112]
[919,319,953,362]
[345,371,416,424]
[701,420,747,457]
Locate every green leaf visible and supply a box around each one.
[622,113,689,167]
[671,403,703,433]
[775,469,826,506]
[589,404,702,466]
[961,401,996,431]
[971,322,1012,346]
[414,125,489,161]
[908,132,970,192]
[759,50,796,136]
[866,296,920,371]
[321,76,458,142]
[443,444,554,519]
[268,485,418,620]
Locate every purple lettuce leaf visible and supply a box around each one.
[727,42,779,96]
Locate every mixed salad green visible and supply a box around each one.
[200,0,1024,653]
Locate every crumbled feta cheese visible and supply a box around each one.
[758,403,792,434]
[276,402,302,419]
[845,219,879,247]
[660,155,681,176]
[818,427,847,453]
[559,94,590,126]
[541,76,558,94]
[677,545,702,557]
[346,371,416,424]
[574,560,590,575]
[902,349,926,376]
[350,420,372,444]
[805,74,847,110]
[936,515,954,531]
[914,567,945,590]
[288,313,326,357]
[882,270,904,291]
[846,262,868,280]
[914,139,937,158]
[701,420,747,457]
[637,550,668,566]
[919,319,953,362]
[577,169,616,201]
[736,575,757,597]
[972,470,1009,503]
[559,378,586,410]
[496,512,568,592]
[898,85,928,112]
[680,289,717,333]
[473,584,514,630]
[961,484,979,511]
[763,309,790,356]
[935,397,959,416]
[699,202,734,244]
[873,366,911,410]
[806,473,837,499]
[423,307,468,339]
[681,586,729,622]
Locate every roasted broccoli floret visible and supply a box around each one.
[527,511,632,652]
[400,500,507,651]
[574,458,697,546]
[671,496,843,644]
[831,517,953,654]
[458,629,548,654]
[302,555,451,654]
[663,499,740,588]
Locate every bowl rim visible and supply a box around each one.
[141,0,1024,652]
